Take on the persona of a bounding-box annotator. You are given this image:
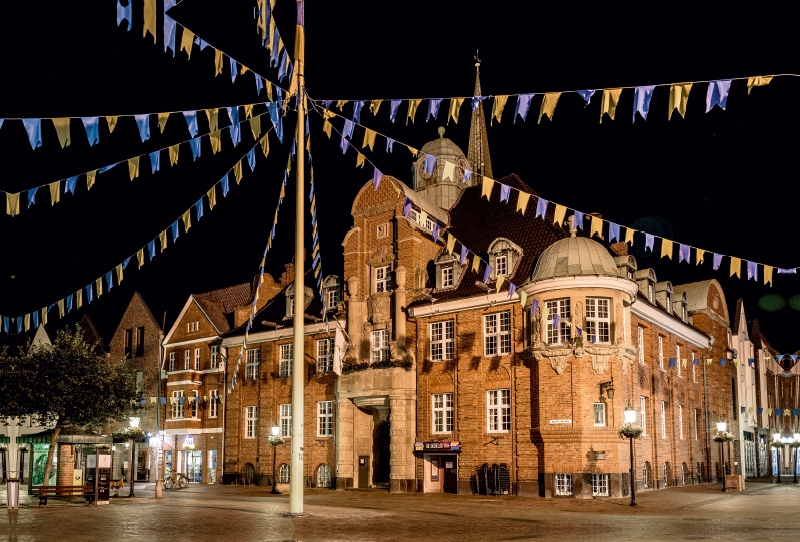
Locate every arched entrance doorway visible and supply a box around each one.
[373,422,390,485]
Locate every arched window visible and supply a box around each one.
[434,251,461,290]
[663,462,670,486]
[681,462,688,485]
[322,276,341,311]
[316,464,333,488]
[488,238,523,280]
[278,463,290,483]
[286,284,313,318]
[643,462,650,488]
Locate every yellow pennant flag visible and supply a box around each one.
[250,116,261,139]
[6,192,20,216]
[52,118,72,148]
[87,169,97,190]
[696,248,706,265]
[207,186,217,210]
[310,197,316,215]
[314,265,321,279]
[158,112,170,133]
[706,358,712,365]
[668,83,693,120]
[312,243,319,259]
[95,278,103,297]
[244,104,253,119]
[210,130,222,154]
[600,88,623,123]
[439,160,456,183]
[169,144,179,166]
[625,227,635,246]
[106,116,118,133]
[764,265,774,287]
[240,64,249,75]
[446,233,456,254]
[590,215,603,238]
[408,146,419,157]
[206,108,219,131]
[274,208,279,225]
[76,289,82,309]
[661,239,673,259]
[233,161,243,184]
[362,128,376,150]
[116,263,124,284]
[481,177,495,199]
[730,256,741,278]
[286,154,292,176]
[747,76,773,94]
[159,230,167,253]
[355,152,365,168]
[260,133,269,157]
[471,255,481,273]
[541,306,549,322]
[538,92,561,124]
[322,109,334,138]
[279,181,285,201]
[180,27,194,58]
[24,313,30,332]
[128,156,140,180]
[137,249,145,268]
[406,99,421,124]
[517,192,530,215]
[370,100,382,115]
[49,181,61,205]
[519,289,528,308]
[682,359,688,368]
[214,49,224,76]
[553,204,567,226]
[492,95,508,125]
[336,100,348,111]
[41,307,48,325]
[448,98,465,124]
[496,274,505,291]
[143,0,156,41]
[182,209,192,233]
[58,299,65,318]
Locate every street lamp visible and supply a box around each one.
[774,432,782,484]
[128,416,140,498]
[716,420,728,493]
[268,424,284,495]
[793,433,800,484]
[622,403,638,507]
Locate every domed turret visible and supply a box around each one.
[531,223,621,282]
[413,127,473,211]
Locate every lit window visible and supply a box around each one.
[184,350,190,370]
[484,311,511,356]
[370,330,390,363]
[245,348,260,380]
[316,464,333,488]
[210,345,218,369]
[280,404,292,437]
[658,336,665,370]
[326,288,339,311]
[316,339,333,373]
[593,403,606,426]
[194,348,201,371]
[487,389,511,433]
[317,401,333,437]
[637,327,645,364]
[279,344,293,377]
[585,298,610,344]
[546,299,571,345]
[643,463,650,488]
[591,474,610,497]
[678,404,684,439]
[245,406,258,438]
[279,464,290,483]
[555,473,573,496]
[495,255,508,277]
[660,401,667,438]
[640,396,647,434]
[430,320,454,361]
[375,266,391,293]
[172,390,184,419]
[441,266,454,288]
[209,390,219,418]
[169,352,176,372]
[287,295,295,317]
[432,393,453,433]
[693,408,699,440]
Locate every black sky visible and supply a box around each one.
[1,1,798,351]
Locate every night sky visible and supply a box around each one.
[1,2,798,351]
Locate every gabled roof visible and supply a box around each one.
[163,282,252,344]
[195,282,251,314]
[110,292,163,346]
[672,279,730,325]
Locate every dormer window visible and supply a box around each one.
[434,251,461,290]
[495,255,508,277]
[648,283,653,303]
[286,283,313,318]
[322,276,340,311]
[488,238,523,280]
[287,295,295,317]
[441,266,453,288]
[614,255,637,279]
[634,269,657,305]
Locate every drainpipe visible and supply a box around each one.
[221,346,228,485]
[702,335,715,483]
[406,313,420,493]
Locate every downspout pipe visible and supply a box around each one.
[702,335,715,483]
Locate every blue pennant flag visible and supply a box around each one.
[432,222,440,242]
[679,244,691,264]
[668,358,676,368]
[499,184,510,203]
[471,96,487,110]
[194,36,211,50]
[719,358,726,367]
[757,408,763,415]
[389,100,401,123]
[278,50,289,82]
[507,283,517,299]
[66,294,73,313]
[106,271,114,291]
[2,316,8,334]
[134,114,151,142]
[195,199,203,221]
[183,111,199,137]
[164,2,177,56]
[573,210,584,229]
[343,119,354,139]
[632,85,656,122]
[483,264,494,284]
[553,313,560,329]
[227,107,240,146]
[692,358,699,365]
[28,187,38,208]
[33,310,39,330]
[423,154,437,176]
[87,284,94,304]
[81,117,100,146]
[230,57,237,84]
[247,148,256,171]
[706,80,732,112]
[776,409,783,416]
[608,222,620,243]
[386,137,394,153]
[778,268,797,274]
[403,196,412,217]
[290,138,296,156]
[536,197,548,218]
[309,182,314,202]
[353,100,365,123]
[16,318,22,335]
[645,234,654,252]
[322,100,332,109]
[460,244,468,265]
[747,261,758,281]
[463,169,472,183]
[222,174,230,197]
[427,99,442,122]
[531,299,539,316]
[266,102,283,143]
[189,137,201,160]
[576,90,595,107]
[117,0,132,30]
[312,252,320,269]
[373,167,383,190]
[514,94,534,123]
[255,75,263,95]
[149,150,161,174]
[65,176,78,195]
[171,220,180,242]
[340,134,350,154]
[22,119,42,150]
[747,358,755,366]
[713,253,723,270]
[123,256,131,269]
[270,28,281,66]
[148,240,156,260]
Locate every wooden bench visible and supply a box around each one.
[32,485,95,508]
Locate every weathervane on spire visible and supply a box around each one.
[474,50,481,68]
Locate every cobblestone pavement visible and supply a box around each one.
[3,478,800,541]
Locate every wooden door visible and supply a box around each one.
[358,456,370,488]
[443,456,458,493]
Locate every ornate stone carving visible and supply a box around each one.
[368,292,391,324]
[526,342,637,376]
[530,345,572,375]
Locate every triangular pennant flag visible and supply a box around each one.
[446,233,456,254]
[661,239,673,259]
[370,99,382,116]
[517,192,530,215]
[22,119,42,149]
[159,229,168,252]
[87,170,97,190]
[481,177,495,199]
[116,263,124,284]
[747,76,773,94]
[668,83,693,120]
[182,209,192,232]
[214,49,224,76]
[128,156,140,180]
[157,112,170,133]
[538,92,561,123]
[373,167,383,190]
[134,114,151,142]
[355,152,365,168]
[553,204,566,226]
[600,88,623,123]
[137,249,145,269]
[406,99,421,124]
[208,185,217,209]
[496,274,505,291]
[52,118,72,148]
[249,115,261,139]
[448,98,465,124]
[81,117,99,146]
[149,150,160,174]
[27,187,38,208]
[492,95,508,125]
[389,100,401,122]
[705,80,732,112]
[472,255,481,273]
[519,289,528,308]
[106,116,118,133]
[169,144,179,165]
[233,161,243,184]
[49,181,61,205]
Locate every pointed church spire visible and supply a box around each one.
[467,51,493,180]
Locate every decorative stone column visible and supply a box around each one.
[346,276,366,362]
[393,266,407,344]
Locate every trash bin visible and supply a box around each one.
[6,479,20,509]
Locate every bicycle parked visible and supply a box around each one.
[163,471,189,489]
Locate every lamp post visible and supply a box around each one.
[623,403,638,507]
[128,417,140,498]
[774,433,782,484]
[793,433,800,484]
[268,424,283,495]
[716,420,728,492]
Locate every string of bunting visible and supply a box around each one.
[313,104,796,287]
[311,73,788,127]
[0,116,283,335]
[3,104,286,215]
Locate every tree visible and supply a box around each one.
[3,326,138,486]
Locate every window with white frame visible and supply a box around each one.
[546,299,571,345]
[326,288,339,311]
[430,320,454,361]
[278,464,290,483]
[211,345,219,369]
[585,298,610,344]
[245,406,258,438]
[317,401,333,437]
[190,390,199,418]
[184,350,190,370]
[187,321,199,332]
[287,294,295,317]
[647,283,654,303]
[194,348,201,370]
[640,396,647,434]
[676,345,681,376]
[245,348,260,380]
[591,474,610,497]
[484,311,511,356]
[209,390,219,418]
[172,390,184,419]
[663,463,669,485]
[555,473,573,496]
[678,404,684,439]
[643,463,650,488]
[487,389,511,433]
[441,266,454,288]
[660,401,667,438]
[658,336,665,370]
[593,402,606,426]
[495,254,508,277]
[279,344,293,377]
[432,393,454,433]
[693,408,699,440]
[370,329,390,363]
[169,351,176,372]
[375,265,391,293]
[316,339,333,373]
[280,403,292,437]
[638,327,645,363]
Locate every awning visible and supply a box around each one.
[0,427,112,445]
